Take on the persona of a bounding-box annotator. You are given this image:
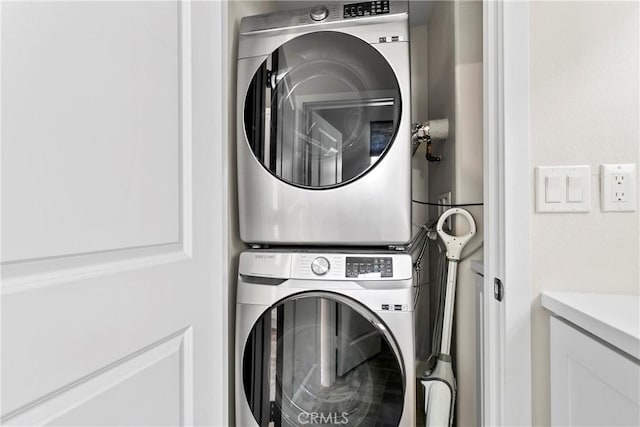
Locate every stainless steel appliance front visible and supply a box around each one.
[235,248,422,427]
[237,1,411,245]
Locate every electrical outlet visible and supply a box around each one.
[601,164,637,212]
[612,174,630,201]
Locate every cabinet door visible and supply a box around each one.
[550,317,640,427]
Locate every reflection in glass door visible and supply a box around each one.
[244,31,402,189]
[243,294,405,427]
[306,110,342,187]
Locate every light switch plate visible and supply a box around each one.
[600,164,637,212]
[536,166,591,213]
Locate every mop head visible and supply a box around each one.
[422,358,456,427]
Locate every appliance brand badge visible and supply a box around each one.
[254,254,275,260]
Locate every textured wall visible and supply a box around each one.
[529,2,640,425]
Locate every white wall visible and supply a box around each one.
[452,3,483,427]
[529,2,640,425]
[412,20,430,225]
[428,1,455,208]
[427,2,483,426]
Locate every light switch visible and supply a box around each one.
[567,175,583,202]
[536,165,590,213]
[545,176,563,203]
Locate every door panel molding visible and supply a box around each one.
[1,243,188,295]
[1,1,193,295]
[1,327,194,426]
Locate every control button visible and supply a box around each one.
[310,5,330,21]
[311,256,330,275]
[382,304,390,310]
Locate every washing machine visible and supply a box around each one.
[237,1,412,246]
[235,245,429,427]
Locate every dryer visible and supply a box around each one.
[236,248,428,427]
[237,1,412,246]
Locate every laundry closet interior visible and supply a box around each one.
[227,1,484,425]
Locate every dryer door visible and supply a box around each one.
[242,292,405,427]
[243,31,402,189]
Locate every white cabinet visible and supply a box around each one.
[550,316,640,426]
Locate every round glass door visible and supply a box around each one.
[244,32,402,189]
[242,293,405,427]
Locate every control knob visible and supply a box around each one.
[311,257,330,275]
[310,5,329,21]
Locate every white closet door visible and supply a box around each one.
[1,1,228,425]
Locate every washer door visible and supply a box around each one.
[244,31,402,189]
[242,293,405,427]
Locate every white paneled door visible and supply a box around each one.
[1,1,228,426]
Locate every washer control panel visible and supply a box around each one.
[345,257,392,278]
[343,1,390,18]
[289,253,411,281]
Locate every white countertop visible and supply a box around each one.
[541,292,640,361]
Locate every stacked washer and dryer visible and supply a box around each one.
[235,2,429,426]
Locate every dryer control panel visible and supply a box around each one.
[240,1,407,35]
[343,1,390,18]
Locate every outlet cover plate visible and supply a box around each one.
[600,164,637,212]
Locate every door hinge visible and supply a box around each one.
[493,278,504,302]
